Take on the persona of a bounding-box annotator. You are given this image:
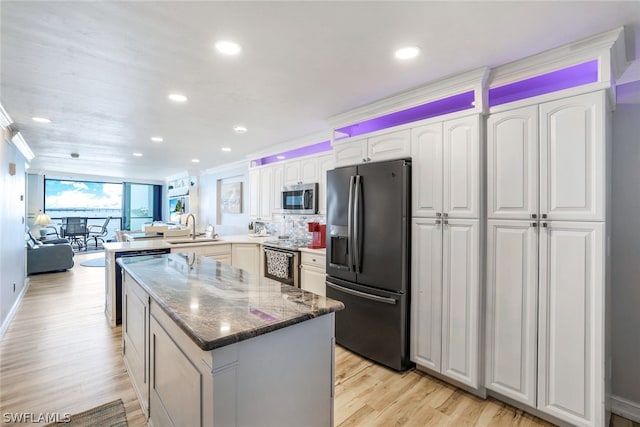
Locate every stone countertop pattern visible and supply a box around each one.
[118,253,344,351]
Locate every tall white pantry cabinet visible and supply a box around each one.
[485,90,609,427]
[410,114,483,392]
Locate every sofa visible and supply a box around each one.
[26,232,75,275]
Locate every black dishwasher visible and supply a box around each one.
[114,248,170,323]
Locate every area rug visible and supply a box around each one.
[80,257,106,267]
[45,398,127,426]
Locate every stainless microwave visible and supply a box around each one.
[281,183,318,214]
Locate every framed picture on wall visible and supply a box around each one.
[220,182,242,213]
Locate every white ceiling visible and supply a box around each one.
[2,1,640,181]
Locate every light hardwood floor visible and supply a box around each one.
[1,252,637,427]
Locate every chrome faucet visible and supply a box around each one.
[185,213,196,240]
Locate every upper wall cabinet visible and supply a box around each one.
[412,115,480,219]
[283,158,321,186]
[248,167,273,220]
[487,91,605,222]
[333,129,411,167]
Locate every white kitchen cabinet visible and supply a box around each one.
[283,161,301,185]
[317,154,334,215]
[300,251,326,296]
[411,123,443,218]
[485,220,538,407]
[231,243,261,277]
[248,169,260,219]
[443,116,480,219]
[248,166,273,220]
[412,115,480,219]
[411,217,481,389]
[171,244,232,265]
[537,221,604,426]
[333,129,410,167]
[410,218,443,372]
[487,91,605,222]
[272,164,284,213]
[283,157,320,186]
[485,91,608,427]
[539,91,605,222]
[487,106,539,220]
[122,272,150,419]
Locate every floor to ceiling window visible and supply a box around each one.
[44,178,163,235]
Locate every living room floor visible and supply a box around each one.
[1,252,637,426]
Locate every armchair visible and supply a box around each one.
[26,232,74,275]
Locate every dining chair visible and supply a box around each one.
[62,217,88,250]
[87,217,112,248]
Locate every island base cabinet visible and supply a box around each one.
[147,301,335,427]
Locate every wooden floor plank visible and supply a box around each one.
[1,252,636,426]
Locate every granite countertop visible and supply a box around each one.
[117,253,344,351]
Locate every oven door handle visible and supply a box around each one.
[326,281,397,305]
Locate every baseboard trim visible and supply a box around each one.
[611,395,640,423]
[0,277,30,339]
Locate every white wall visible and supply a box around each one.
[0,138,28,330]
[611,103,640,406]
[199,164,249,236]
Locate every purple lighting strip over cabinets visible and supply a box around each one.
[335,91,475,138]
[253,140,332,167]
[489,60,599,107]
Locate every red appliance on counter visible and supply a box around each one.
[308,222,326,249]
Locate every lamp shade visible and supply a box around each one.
[34,213,52,226]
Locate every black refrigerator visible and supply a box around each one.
[326,158,411,371]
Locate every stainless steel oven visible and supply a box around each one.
[263,245,300,287]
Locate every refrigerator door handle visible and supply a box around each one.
[347,175,355,271]
[354,175,362,273]
[326,281,397,305]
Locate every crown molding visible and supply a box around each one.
[328,67,489,129]
[489,27,628,89]
[201,158,251,176]
[245,129,333,159]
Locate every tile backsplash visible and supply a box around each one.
[255,215,325,240]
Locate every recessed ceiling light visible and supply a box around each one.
[32,117,51,123]
[151,136,163,142]
[215,40,242,55]
[168,93,188,103]
[132,152,143,157]
[394,46,420,60]
[221,147,232,152]
[192,159,200,163]
[276,155,285,160]
[233,125,247,134]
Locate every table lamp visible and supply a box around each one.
[34,212,52,237]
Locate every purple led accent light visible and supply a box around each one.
[335,91,475,138]
[253,140,332,167]
[489,60,598,107]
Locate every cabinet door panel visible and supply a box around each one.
[486,220,538,406]
[272,165,284,213]
[443,116,480,218]
[539,91,605,221]
[300,265,326,296]
[367,129,411,162]
[487,106,538,220]
[232,244,260,277]
[441,219,479,387]
[411,123,443,218]
[333,138,367,167]
[248,169,260,218]
[283,161,301,185]
[259,167,273,219]
[538,221,604,426]
[150,316,202,427]
[123,277,149,416]
[300,158,319,183]
[410,218,443,371]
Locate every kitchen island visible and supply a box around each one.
[119,253,343,427]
